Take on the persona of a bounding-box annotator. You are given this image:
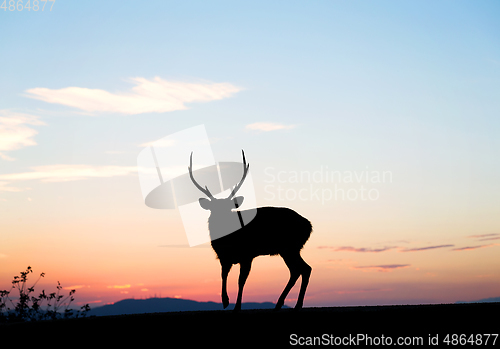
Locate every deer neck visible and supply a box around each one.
[208,211,242,240]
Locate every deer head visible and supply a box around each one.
[188,150,250,214]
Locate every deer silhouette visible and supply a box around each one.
[189,150,312,311]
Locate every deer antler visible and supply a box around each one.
[227,150,250,199]
[189,152,215,199]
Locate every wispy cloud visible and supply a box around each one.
[335,288,391,295]
[62,285,89,290]
[0,110,45,161]
[107,284,131,289]
[468,233,500,241]
[86,300,103,305]
[478,237,500,241]
[400,244,454,252]
[0,164,138,183]
[326,258,349,263]
[319,246,398,253]
[321,243,460,253]
[452,244,498,251]
[0,181,30,192]
[25,77,242,115]
[352,264,411,272]
[245,122,296,132]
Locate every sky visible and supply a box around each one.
[1,0,499,310]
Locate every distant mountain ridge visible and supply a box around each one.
[456,296,500,304]
[88,297,286,316]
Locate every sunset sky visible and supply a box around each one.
[1,1,499,310]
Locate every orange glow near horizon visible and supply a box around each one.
[1,208,499,309]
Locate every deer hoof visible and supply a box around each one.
[294,304,303,311]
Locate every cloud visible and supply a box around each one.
[319,246,397,253]
[0,164,138,183]
[326,259,349,263]
[25,77,242,115]
[400,244,454,252]
[0,110,45,160]
[352,264,411,272]
[107,284,131,289]
[86,300,103,305]
[0,181,31,192]
[62,285,89,290]
[468,234,500,241]
[478,237,500,241]
[452,244,498,251]
[321,244,459,253]
[245,122,296,132]
[468,233,498,238]
[335,288,391,294]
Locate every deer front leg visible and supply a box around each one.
[221,261,232,309]
[234,259,252,312]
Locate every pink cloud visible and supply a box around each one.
[319,246,397,253]
[452,244,498,251]
[352,264,411,272]
[400,244,454,252]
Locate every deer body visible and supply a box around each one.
[209,207,312,262]
[189,151,312,311]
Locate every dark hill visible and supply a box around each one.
[87,297,284,316]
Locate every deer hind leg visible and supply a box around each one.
[233,259,252,312]
[295,256,311,310]
[221,261,232,309]
[275,251,312,311]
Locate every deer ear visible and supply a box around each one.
[233,196,244,208]
[199,198,211,210]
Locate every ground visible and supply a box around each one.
[2,303,498,346]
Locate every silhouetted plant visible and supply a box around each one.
[0,266,90,323]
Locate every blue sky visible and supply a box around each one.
[1,1,500,306]
[2,1,499,166]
